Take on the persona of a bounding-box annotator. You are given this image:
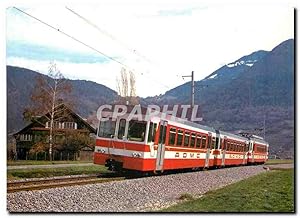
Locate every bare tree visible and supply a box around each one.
[116,67,139,105]
[23,62,72,161]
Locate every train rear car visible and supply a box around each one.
[247,135,269,164]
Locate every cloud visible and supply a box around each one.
[6,41,111,64]
[5,1,295,97]
[157,6,208,17]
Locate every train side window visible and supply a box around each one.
[168,127,177,146]
[201,136,207,149]
[212,137,216,149]
[196,135,201,148]
[98,118,116,138]
[117,119,126,139]
[177,130,183,146]
[147,122,157,143]
[158,123,167,144]
[184,131,190,147]
[128,120,147,142]
[190,133,196,147]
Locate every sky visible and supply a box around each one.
[0,0,298,215]
[4,0,296,98]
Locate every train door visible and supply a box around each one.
[155,120,168,172]
[147,121,157,157]
[214,130,221,167]
[242,141,248,165]
[205,132,212,168]
[248,140,254,164]
[252,142,255,163]
[221,136,227,166]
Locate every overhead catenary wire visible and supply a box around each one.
[13,7,171,90]
[65,6,154,65]
[64,6,170,89]
[13,7,132,71]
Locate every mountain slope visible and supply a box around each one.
[7,66,118,133]
[143,39,294,158]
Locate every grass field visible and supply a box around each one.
[7,160,93,166]
[7,165,108,180]
[161,169,294,212]
[265,159,293,165]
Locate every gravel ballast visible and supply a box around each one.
[7,165,284,212]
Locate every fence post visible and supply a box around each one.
[67,153,69,161]
[60,152,62,161]
[44,152,46,160]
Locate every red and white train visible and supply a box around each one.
[94,110,269,173]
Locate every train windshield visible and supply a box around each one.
[98,118,116,138]
[127,120,147,142]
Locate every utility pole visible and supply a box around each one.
[263,113,266,139]
[182,71,195,109]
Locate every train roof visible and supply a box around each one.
[250,136,268,145]
[166,116,248,141]
[165,116,215,132]
[219,130,249,141]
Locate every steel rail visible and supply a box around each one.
[7,174,125,193]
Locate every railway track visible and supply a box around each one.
[7,174,125,193]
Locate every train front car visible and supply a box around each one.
[94,111,160,172]
[247,135,269,164]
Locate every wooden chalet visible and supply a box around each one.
[13,104,96,160]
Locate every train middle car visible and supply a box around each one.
[94,113,269,173]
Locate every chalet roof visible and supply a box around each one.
[13,103,96,136]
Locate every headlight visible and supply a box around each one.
[132,152,141,157]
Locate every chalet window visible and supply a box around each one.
[168,128,176,145]
[64,122,77,129]
[20,134,32,141]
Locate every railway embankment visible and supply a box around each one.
[7,164,293,212]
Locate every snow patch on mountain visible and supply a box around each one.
[227,60,257,68]
[208,74,218,79]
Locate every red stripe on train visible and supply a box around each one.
[96,139,150,152]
